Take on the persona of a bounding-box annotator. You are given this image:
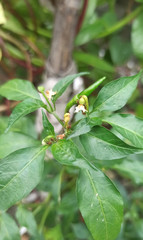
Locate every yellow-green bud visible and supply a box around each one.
[79,95,89,111]
[38,86,45,92]
[64,113,70,124]
[79,97,85,105]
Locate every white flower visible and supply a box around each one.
[74,104,87,113]
[46,89,56,100]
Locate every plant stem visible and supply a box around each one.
[52,111,65,127]
[33,193,51,216]
[41,91,54,112]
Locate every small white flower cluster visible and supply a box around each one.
[46,89,56,100]
[74,104,87,113]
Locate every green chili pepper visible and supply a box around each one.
[65,76,106,113]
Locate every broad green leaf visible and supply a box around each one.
[0,146,46,211]
[16,206,39,237]
[103,114,143,148]
[0,79,40,101]
[80,126,139,160]
[74,52,114,73]
[77,167,123,240]
[112,155,143,184]
[0,116,37,138]
[0,213,20,240]
[42,110,55,136]
[52,139,91,169]
[6,98,46,132]
[52,72,88,103]
[0,3,6,25]
[0,132,39,158]
[67,117,101,139]
[92,72,141,113]
[132,14,143,60]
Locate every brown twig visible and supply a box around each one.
[76,0,89,34]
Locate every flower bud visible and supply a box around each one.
[79,97,85,105]
[38,86,45,92]
[64,113,70,123]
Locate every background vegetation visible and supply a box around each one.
[0,0,143,239]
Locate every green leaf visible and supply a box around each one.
[3,11,26,35]
[45,225,64,240]
[5,43,24,60]
[109,36,132,65]
[0,79,40,101]
[132,13,143,60]
[6,98,46,132]
[92,72,141,113]
[72,223,92,240]
[74,52,114,73]
[0,132,40,159]
[112,155,143,184]
[67,117,101,139]
[75,11,117,46]
[0,146,46,211]
[103,114,143,148]
[52,72,88,103]
[0,116,37,138]
[52,139,90,169]
[0,213,20,240]
[80,126,139,160]
[77,167,123,240]
[82,0,97,28]
[42,110,55,136]
[52,171,63,202]
[58,191,78,215]
[16,206,39,237]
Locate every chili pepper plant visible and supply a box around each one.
[0,71,143,240]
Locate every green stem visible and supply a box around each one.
[52,112,64,127]
[97,6,143,38]
[39,195,52,233]
[33,193,51,216]
[41,91,54,112]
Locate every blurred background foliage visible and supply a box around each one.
[0,0,143,239]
